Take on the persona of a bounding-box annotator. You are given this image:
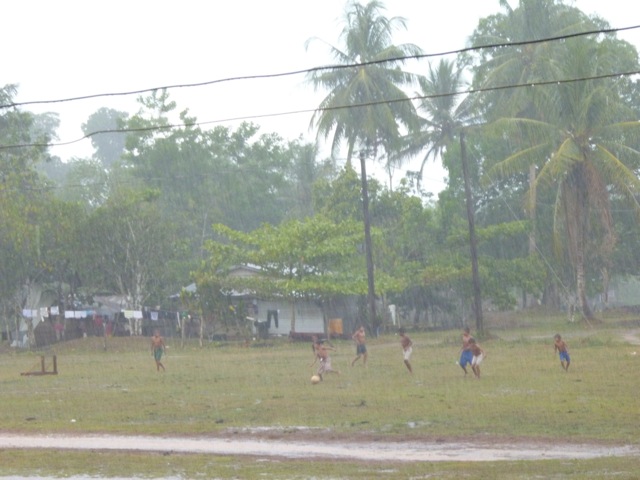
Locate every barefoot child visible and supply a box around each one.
[150,330,166,372]
[468,337,485,379]
[351,325,368,366]
[458,326,473,375]
[310,336,340,380]
[399,328,413,374]
[554,334,570,371]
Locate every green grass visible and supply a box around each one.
[1,449,640,479]
[1,312,639,478]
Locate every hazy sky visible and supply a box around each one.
[4,0,639,193]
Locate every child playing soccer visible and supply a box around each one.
[310,336,340,380]
[458,326,473,375]
[554,334,570,371]
[468,338,485,379]
[398,328,413,374]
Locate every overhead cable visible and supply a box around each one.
[2,67,639,152]
[1,25,638,110]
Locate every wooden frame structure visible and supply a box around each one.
[21,355,58,376]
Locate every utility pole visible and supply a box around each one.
[359,150,377,333]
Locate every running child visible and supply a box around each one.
[351,325,368,366]
[310,336,340,380]
[468,337,485,379]
[458,326,473,375]
[399,328,413,374]
[554,334,570,371]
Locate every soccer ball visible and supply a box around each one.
[311,375,321,384]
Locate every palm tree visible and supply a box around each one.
[306,0,421,331]
[469,0,596,118]
[399,59,485,332]
[486,32,640,321]
[468,0,600,308]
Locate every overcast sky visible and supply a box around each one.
[4,0,639,193]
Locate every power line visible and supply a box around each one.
[1,25,638,110]
[2,68,639,152]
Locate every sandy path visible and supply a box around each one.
[0,433,637,462]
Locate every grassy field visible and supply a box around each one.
[1,310,639,478]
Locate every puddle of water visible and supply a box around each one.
[0,433,637,463]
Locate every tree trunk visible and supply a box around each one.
[359,150,377,334]
[573,178,595,321]
[528,164,537,254]
[199,314,204,348]
[290,300,296,334]
[526,163,537,308]
[26,318,36,350]
[2,305,10,345]
[601,267,609,307]
[460,131,483,333]
[180,312,185,349]
[575,236,594,321]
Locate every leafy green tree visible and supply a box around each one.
[30,111,64,182]
[468,0,606,310]
[76,187,179,334]
[203,216,366,334]
[58,157,111,209]
[371,182,440,328]
[0,85,51,174]
[82,107,129,169]
[191,239,244,346]
[468,0,601,117]
[306,0,421,331]
[282,140,339,219]
[313,163,374,222]
[0,182,83,347]
[121,90,323,275]
[0,85,82,346]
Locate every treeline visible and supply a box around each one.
[2,1,640,343]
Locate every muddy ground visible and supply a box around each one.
[0,429,637,463]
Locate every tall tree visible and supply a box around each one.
[480,7,640,320]
[82,107,129,169]
[204,216,366,334]
[59,157,111,209]
[399,59,485,332]
[121,90,319,253]
[305,0,421,331]
[77,187,178,333]
[468,0,604,309]
[0,84,72,347]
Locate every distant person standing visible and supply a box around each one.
[458,326,473,375]
[468,338,485,379]
[554,334,570,371]
[351,325,368,367]
[151,330,166,372]
[54,319,65,342]
[398,328,413,374]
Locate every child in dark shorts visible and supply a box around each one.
[554,334,570,371]
[458,326,473,375]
